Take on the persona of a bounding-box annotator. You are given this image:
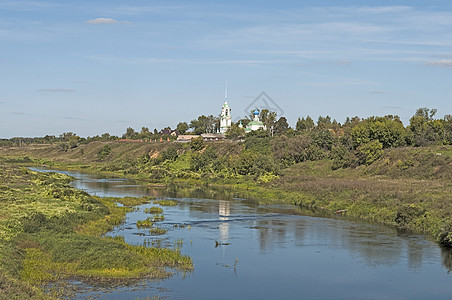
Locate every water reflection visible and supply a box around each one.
[30,168,452,299]
[218,200,230,242]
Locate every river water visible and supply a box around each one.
[31,168,452,299]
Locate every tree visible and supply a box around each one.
[408,108,445,146]
[296,116,315,132]
[176,122,189,134]
[97,145,112,161]
[260,109,277,134]
[356,140,383,165]
[351,116,407,149]
[190,115,219,135]
[226,123,245,140]
[415,107,437,121]
[317,116,332,129]
[122,127,137,139]
[190,136,205,151]
[274,117,289,136]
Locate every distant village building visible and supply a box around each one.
[245,109,266,133]
[176,135,200,142]
[201,133,226,141]
[160,128,178,136]
[219,82,232,134]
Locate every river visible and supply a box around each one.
[31,168,452,299]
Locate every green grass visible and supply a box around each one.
[0,162,192,298]
[154,200,178,206]
[144,207,164,214]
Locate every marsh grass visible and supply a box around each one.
[0,162,192,299]
[137,215,164,228]
[149,227,167,236]
[144,207,163,214]
[153,200,178,206]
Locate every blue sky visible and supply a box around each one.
[1,0,452,138]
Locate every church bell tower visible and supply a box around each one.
[220,82,231,133]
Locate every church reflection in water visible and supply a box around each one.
[218,200,230,242]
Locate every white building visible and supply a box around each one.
[245,109,266,133]
[219,83,231,133]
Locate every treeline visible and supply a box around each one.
[97,108,451,181]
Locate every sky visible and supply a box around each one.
[1,0,452,138]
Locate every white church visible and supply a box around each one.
[219,83,265,134]
[219,84,232,134]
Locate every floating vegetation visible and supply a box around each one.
[137,215,165,228]
[137,218,153,228]
[173,224,191,229]
[152,215,165,222]
[154,200,178,206]
[144,207,163,214]
[149,227,167,236]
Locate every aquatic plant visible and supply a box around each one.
[149,227,167,235]
[144,207,163,214]
[154,200,178,206]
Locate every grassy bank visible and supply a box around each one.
[0,142,451,247]
[0,161,192,299]
[228,146,452,246]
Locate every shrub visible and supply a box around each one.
[356,140,383,165]
[97,145,112,161]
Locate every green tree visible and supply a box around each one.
[122,127,137,139]
[274,117,289,136]
[176,122,189,134]
[97,145,112,161]
[190,115,219,134]
[317,116,332,129]
[351,116,407,148]
[226,123,246,140]
[259,109,277,134]
[190,136,205,151]
[296,116,315,132]
[356,140,383,165]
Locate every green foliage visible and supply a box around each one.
[244,130,271,154]
[296,116,315,132]
[97,144,112,161]
[311,129,334,150]
[176,122,189,134]
[226,123,245,140]
[154,200,178,206]
[144,207,163,214]
[356,140,383,165]
[351,116,407,149]
[331,145,355,170]
[408,109,449,146]
[190,137,205,151]
[190,146,218,172]
[190,115,219,134]
[274,117,289,136]
[161,147,179,161]
[122,127,137,139]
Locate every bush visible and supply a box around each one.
[190,137,205,152]
[356,140,383,165]
[97,145,112,161]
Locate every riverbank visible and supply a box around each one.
[0,162,192,299]
[0,143,450,246]
[0,143,451,297]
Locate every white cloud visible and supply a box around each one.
[86,18,118,24]
[38,88,75,93]
[426,59,452,67]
